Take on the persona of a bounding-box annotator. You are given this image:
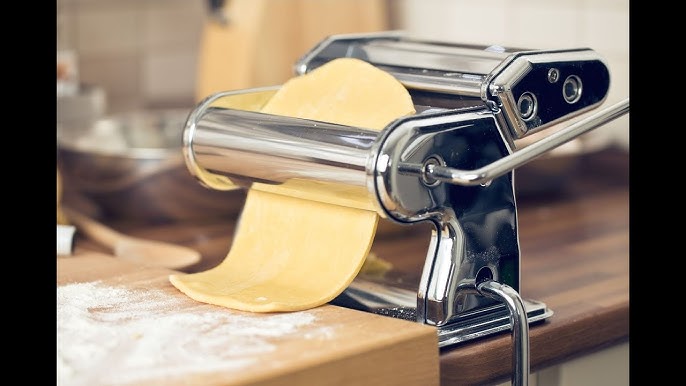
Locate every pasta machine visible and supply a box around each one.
[182,32,629,385]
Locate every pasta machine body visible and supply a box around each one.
[182,33,629,385]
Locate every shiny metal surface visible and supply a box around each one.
[169,31,633,386]
[399,98,630,186]
[184,88,381,211]
[371,106,520,326]
[296,31,611,140]
[185,89,526,327]
[181,87,624,351]
[489,49,611,138]
[479,280,530,386]
[332,276,553,348]
[178,37,630,386]
[296,31,514,98]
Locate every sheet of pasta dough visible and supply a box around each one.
[169,58,415,312]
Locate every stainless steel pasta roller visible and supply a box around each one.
[182,32,629,385]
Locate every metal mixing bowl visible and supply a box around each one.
[57,109,246,223]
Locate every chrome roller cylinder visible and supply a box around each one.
[183,87,384,212]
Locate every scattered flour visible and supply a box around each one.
[57,281,320,386]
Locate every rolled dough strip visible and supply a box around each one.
[170,58,415,312]
[260,57,415,128]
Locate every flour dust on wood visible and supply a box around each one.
[57,281,324,385]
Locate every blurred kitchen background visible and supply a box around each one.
[56,0,628,150]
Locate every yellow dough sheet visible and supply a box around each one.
[170,57,415,312]
[260,57,415,129]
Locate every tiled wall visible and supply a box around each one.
[57,0,206,112]
[57,0,629,147]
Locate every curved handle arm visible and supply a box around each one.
[478,280,530,386]
[398,98,629,186]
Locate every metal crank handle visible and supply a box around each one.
[399,98,629,186]
[478,280,530,386]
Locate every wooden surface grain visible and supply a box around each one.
[57,253,440,386]
[67,147,630,386]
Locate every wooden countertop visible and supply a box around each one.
[62,147,629,385]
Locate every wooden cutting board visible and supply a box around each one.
[57,252,439,386]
